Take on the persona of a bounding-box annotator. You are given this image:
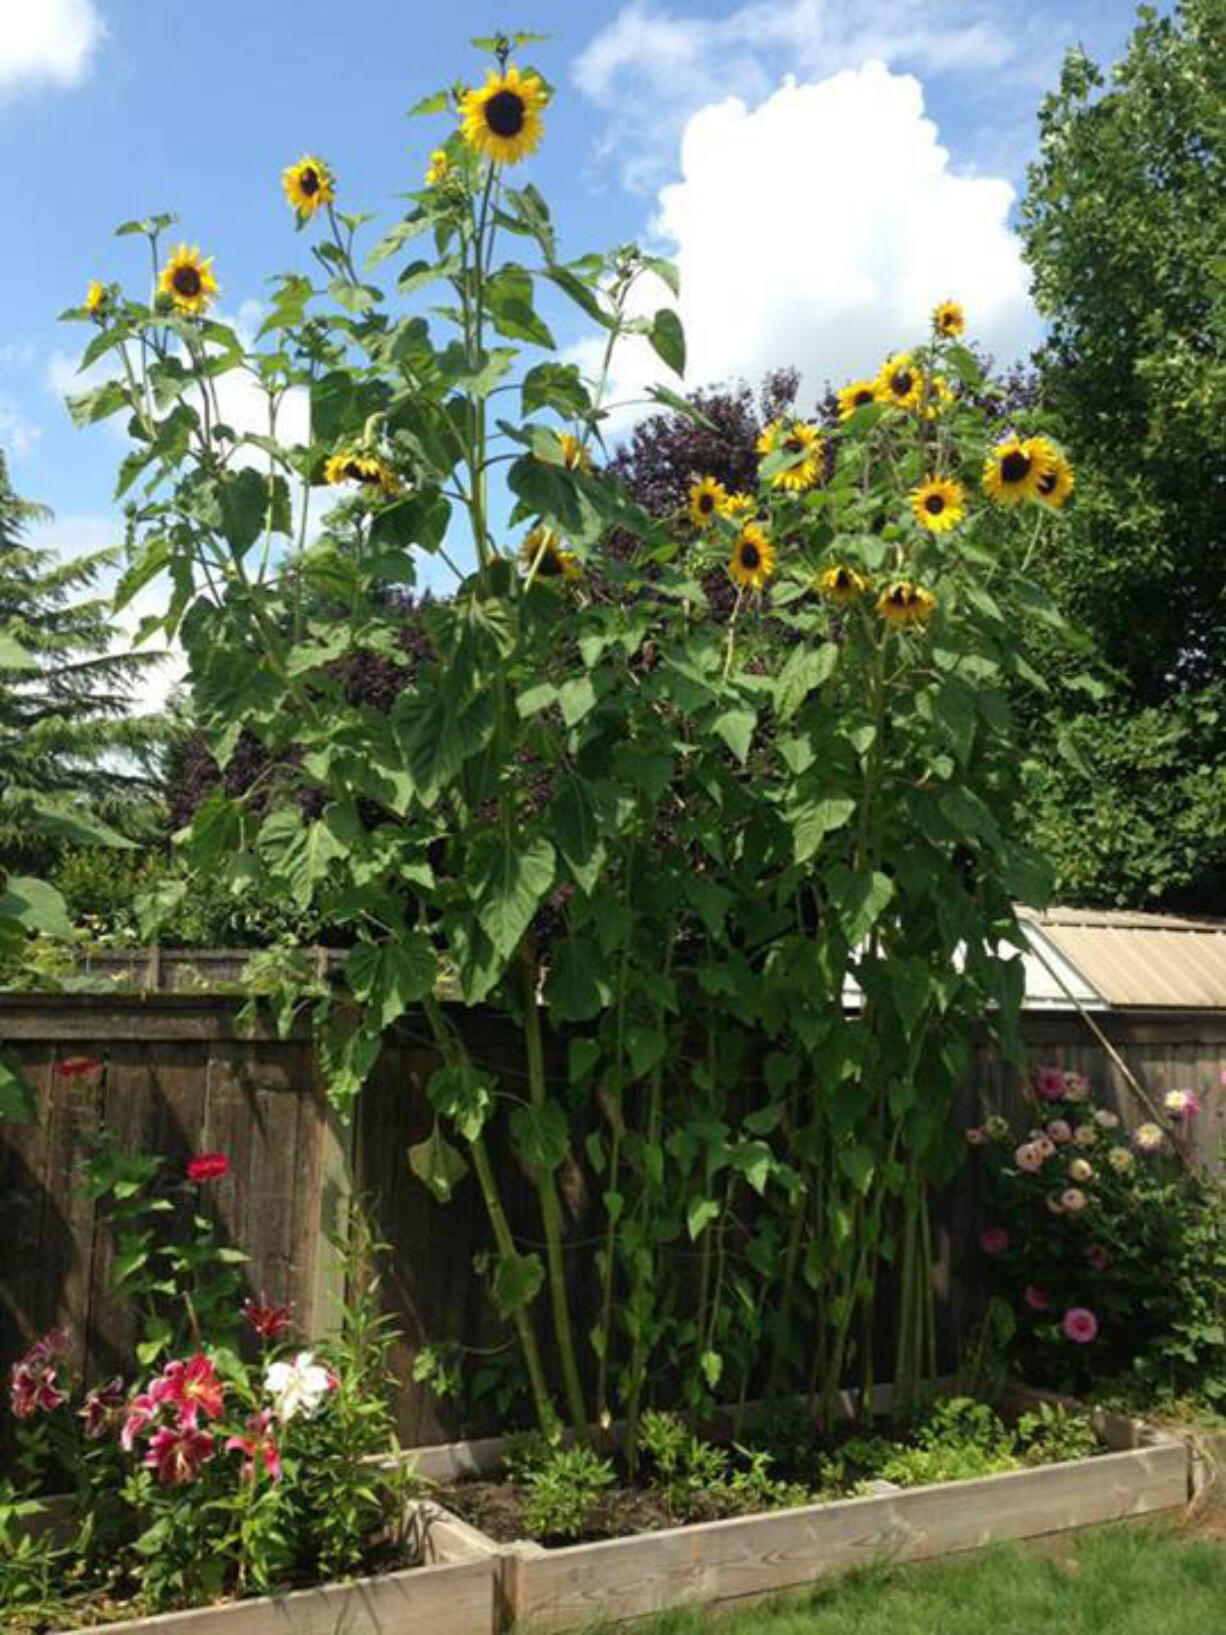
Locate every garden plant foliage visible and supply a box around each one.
[65,34,1079,1440]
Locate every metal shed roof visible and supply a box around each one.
[1018,906,1226,1011]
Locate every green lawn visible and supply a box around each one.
[635,1524,1226,1635]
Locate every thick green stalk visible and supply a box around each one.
[520,946,589,1433]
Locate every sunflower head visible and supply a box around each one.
[722,491,754,518]
[876,353,924,412]
[933,300,965,338]
[921,375,955,419]
[877,581,937,628]
[818,564,870,605]
[728,523,775,592]
[837,380,881,421]
[910,477,966,534]
[324,450,401,497]
[983,436,1054,506]
[757,419,823,491]
[158,245,219,316]
[425,149,451,187]
[85,280,108,319]
[1030,438,1076,509]
[520,524,580,582]
[282,156,335,220]
[460,64,547,167]
[689,475,729,528]
[559,432,591,473]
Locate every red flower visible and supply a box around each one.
[9,1329,71,1419]
[1033,1064,1067,1103]
[225,1408,282,1483]
[157,1354,225,1424]
[1085,1243,1112,1273]
[979,1227,1010,1256]
[242,1295,293,1340]
[121,1387,161,1450]
[144,1424,215,1486]
[1062,1306,1099,1345]
[80,1376,125,1439]
[186,1152,229,1183]
[55,1055,101,1079]
[1023,1284,1050,1312]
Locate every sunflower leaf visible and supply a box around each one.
[648,308,685,376]
[471,832,556,961]
[408,1122,469,1203]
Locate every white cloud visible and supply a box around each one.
[574,0,1039,192]
[573,63,1038,419]
[0,0,104,95]
[0,395,43,459]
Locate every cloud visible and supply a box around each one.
[571,63,1038,420]
[573,0,1043,192]
[0,396,43,460]
[0,0,104,95]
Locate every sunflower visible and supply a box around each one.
[837,380,880,420]
[460,64,547,166]
[689,475,729,527]
[757,419,823,491]
[425,149,450,186]
[1030,438,1076,509]
[933,299,965,338]
[520,524,580,582]
[722,491,754,517]
[877,581,937,627]
[922,374,955,418]
[324,451,401,496]
[818,564,870,604]
[910,477,966,534]
[85,280,107,318]
[728,523,775,592]
[158,245,218,316]
[982,436,1054,506]
[282,155,334,220]
[559,432,591,473]
[876,352,924,412]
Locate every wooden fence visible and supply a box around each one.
[3,988,1225,1445]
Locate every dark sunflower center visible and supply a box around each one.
[891,371,913,396]
[699,492,715,512]
[1037,470,1057,495]
[345,460,380,484]
[889,589,906,606]
[537,545,563,577]
[485,89,526,137]
[1001,450,1031,483]
[785,436,805,453]
[740,543,761,570]
[924,493,946,515]
[299,168,320,196]
[835,569,850,587]
[173,265,202,298]
[855,389,874,405]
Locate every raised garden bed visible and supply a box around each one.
[35,1388,1189,1635]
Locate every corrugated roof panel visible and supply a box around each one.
[1021,913,1226,1009]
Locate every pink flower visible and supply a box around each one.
[242,1296,293,1341]
[1134,1123,1165,1154]
[225,1408,282,1483]
[121,1387,160,1451]
[1163,1089,1201,1120]
[1094,1109,1120,1130]
[1063,1307,1099,1345]
[1068,1158,1094,1183]
[965,1127,988,1147]
[1034,1065,1067,1103]
[1061,1187,1089,1214]
[157,1355,225,1424]
[144,1424,215,1486]
[980,1227,1010,1256]
[186,1152,230,1184]
[1063,1072,1091,1103]
[1024,1285,1050,1312]
[1033,1135,1056,1160]
[80,1377,125,1440]
[1047,1119,1073,1145]
[55,1055,101,1080]
[1015,1143,1045,1173]
[1085,1243,1112,1273]
[9,1329,71,1419]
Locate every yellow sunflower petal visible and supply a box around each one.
[158,245,219,316]
[910,477,966,533]
[282,155,335,219]
[728,523,775,591]
[460,64,546,167]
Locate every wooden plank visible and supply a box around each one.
[47,1556,497,1635]
[509,1443,1189,1629]
[303,1071,354,1341]
[0,1046,57,1369]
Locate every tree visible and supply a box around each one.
[1016,0,1226,909]
[0,450,168,871]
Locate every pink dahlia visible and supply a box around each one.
[1062,1307,1099,1345]
[1024,1285,1050,1312]
[1034,1065,1067,1103]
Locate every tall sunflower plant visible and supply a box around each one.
[64,34,1080,1443]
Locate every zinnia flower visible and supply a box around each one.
[1062,1307,1099,1345]
[1061,1187,1088,1213]
[980,1227,1010,1255]
[689,475,729,528]
[186,1152,229,1184]
[1032,1135,1056,1161]
[837,380,880,420]
[1134,1122,1165,1154]
[728,524,775,592]
[145,1424,215,1486]
[1073,1124,1098,1147]
[818,563,869,605]
[1063,1072,1091,1103]
[460,64,547,166]
[932,299,965,338]
[265,1351,332,1423]
[1045,1193,1066,1215]
[1033,1065,1066,1103]
[1068,1157,1094,1183]
[519,524,580,582]
[158,245,218,317]
[1107,1145,1135,1174]
[910,477,965,533]
[1024,1285,1050,1312]
[984,1114,1010,1142]
[1047,1119,1072,1145]
[965,1126,988,1147]
[1163,1088,1201,1119]
[757,419,823,492]
[877,581,936,628]
[1094,1109,1120,1129]
[226,1408,282,1483]
[1015,1142,1045,1173]
[282,155,335,220]
[1085,1243,1112,1272]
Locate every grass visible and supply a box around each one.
[632,1523,1226,1635]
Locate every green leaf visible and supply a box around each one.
[791,796,856,866]
[0,1055,34,1123]
[552,780,608,895]
[408,89,449,116]
[700,1350,723,1389]
[645,385,715,427]
[256,808,346,912]
[67,380,128,428]
[648,308,686,376]
[838,1144,875,1195]
[510,1100,570,1171]
[0,877,72,939]
[558,676,596,727]
[216,469,268,559]
[346,935,438,1030]
[492,1250,544,1316]
[485,265,554,348]
[544,937,609,1022]
[427,1061,495,1142]
[408,1121,469,1203]
[826,864,895,944]
[713,707,756,764]
[688,1197,720,1239]
[113,535,170,613]
[521,362,591,418]
[776,644,838,722]
[471,834,556,961]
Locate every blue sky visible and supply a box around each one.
[1,0,1148,661]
